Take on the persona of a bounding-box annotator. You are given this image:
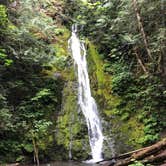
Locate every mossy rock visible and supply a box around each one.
[86,40,145,156]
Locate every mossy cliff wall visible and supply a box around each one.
[53,30,145,160]
[53,29,90,160]
[86,41,145,157]
[55,67,90,160]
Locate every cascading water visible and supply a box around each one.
[69,25,104,163]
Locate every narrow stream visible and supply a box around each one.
[68,25,104,163]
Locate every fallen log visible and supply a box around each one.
[101,138,166,166]
[99,146,148,164]
[132,138,166,160]
[143,149,166,164]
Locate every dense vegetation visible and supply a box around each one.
[65,0,166,144]
[0,0,165,165]
[0,0,68,164]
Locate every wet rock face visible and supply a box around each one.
[53,35,90,160]
[52,36,144,160]
[55,71,90,160]
[53,39,144,160]
[86,41,144,157]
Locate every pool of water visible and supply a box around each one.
[40,161,99,166]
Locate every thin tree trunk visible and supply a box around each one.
[132,0,153,61]
[32,136,40,166]
[157,53,162,73]
[133,47,148,74]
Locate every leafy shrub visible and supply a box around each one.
[0,5,8,28]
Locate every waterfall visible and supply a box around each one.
[69,25,104,162]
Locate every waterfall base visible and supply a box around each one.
[83,158,103,164]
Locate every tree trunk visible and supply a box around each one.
[132,0,153,62]
[133,47,148,74]
[32,136,40,166]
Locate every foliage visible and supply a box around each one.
[108,60,165,145]
[129,160,145,166]
[0,1,67,163]
[0,5,8,28]
[64,0,166,146]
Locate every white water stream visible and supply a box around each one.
[69,25,104,162]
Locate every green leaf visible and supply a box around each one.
[31,88,51,101]
[23,143,33,153]
[16,155,25,162]
[4,59,13,66]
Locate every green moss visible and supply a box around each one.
[87,41,105,87]
[56,81,77,147]
[56,67,89,160]
[87,40,120,112]
[87,40,145,154]
[119,117,144,148]
[53,27,70,57]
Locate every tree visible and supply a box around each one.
[132,0,153,62]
